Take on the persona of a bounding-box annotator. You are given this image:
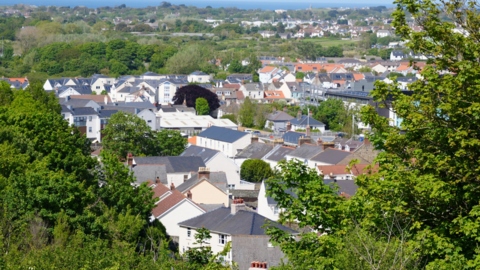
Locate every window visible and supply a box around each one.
[228,184,235,190]
[219,234,227,245]
[96,86,100,89]
[225,91,231,95]
[89,116,92,122]
[73,117,87,127]
[274,206,280,215]
[187,228,191,238]
[148,120,152,123]
[88,127,92,132]
[216,91,222,95]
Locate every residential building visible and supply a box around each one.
[227,73,253,83]
[150,181,205,238]
[265,109,294,131]
[197,126,251,158]
[234,142,275,168]
[259,66,282,84]
[376,29,392,38]
[307,147,353,169]
[180,145,245,190]
[262,144,295,169]
[133,156,206,187]
[0,77,29,89]
[188,71,211,83]
[159,114,237,136]
[390,50,406,61]
[258,30,276,38]
[289,112,326,132]
[178,200,298,270]
[285,143,323,164]
[176,168,229,206]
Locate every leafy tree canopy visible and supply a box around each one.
[240,159,273,182]
[195,97,210,115]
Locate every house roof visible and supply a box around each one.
[70,107,98,116]
[190,71,208,76]
[287,144,323,160]
[197,126,248,143]
[129,164,168,185]
[70,95,112,104]
[176,172,228,193]
[263,145,295,162]
[198,204,225,212]
[323,179,359,197]
[310,148,352,164]
[235,142,274,160]
[259,66,277,73]
[317,164,379,176]
[178,207,297,235]
[353,74,365,81]
[151,184,205,218]
[134,156,206,173]
[188,136,197,145]
[391,51,405,57]
[264,91,286,99]
[180,145,219,163]
[282,131,307,145]
[290,116,325,127]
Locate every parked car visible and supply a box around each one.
[252,131,261,135]
[244,129,252,133]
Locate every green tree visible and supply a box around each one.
[102,112,186,159]
[238,97,256,128]
[297,42,317,60]
[227,59,243,73]
[195,97,210,115]
[296,71,305,80]
[314,98,346,131]
[240,159,273,182]
[220,114,237,124]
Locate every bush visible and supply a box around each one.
[240,159,273,182]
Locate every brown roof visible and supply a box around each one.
[236,91,245,100]
[70,95,112,103]
[150,183,205,217]
[91,147,103,156]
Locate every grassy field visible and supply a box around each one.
[301,38,360,47]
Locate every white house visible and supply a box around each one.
[258,31,276,38]
[178,200,298,270]
[133,156,206,187]
[257,180,283,221]
[180,145,252,190]
[259,66,282,84]
[150,182,205,238]
[188,71,211,83]
[390,51,406,61]
[376,29,392,38]
[196,126,251,158]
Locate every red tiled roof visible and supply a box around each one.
[222,84,240,89]
[260,66,277,73]
[188,136,197,145]
[150,183,205,218]
[264,91,285,99]
[236,91,245,100]
[353,74,364,81]
[5,77,28,83]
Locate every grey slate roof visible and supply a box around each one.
[198,204,225,212]
[134,156,206,173]
[263,145,295,162]
[178,207,297,235]
[190,71,208,76]
[99,110,118,118]
[391,51,405,57]
[290,116,325,127]
[310,148,352,164]
[323,179,358,196]
[287,144,323,160]
[161,107,177,113]
[62,99,93,108]
[71,107,98,116]
[180,145,219,163]
[176,172,228,193]
[129,164,168,185]
[282,131,306,145]
[267,111,294,122]
[235,143,274,160]
[197,126,248,143]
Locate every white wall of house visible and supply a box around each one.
[59,88,82,97]
[257,181,280,221]
[197,134,251,158]
[155,199,205,237]
[188,75,211,83]
[178,226,232,261]
[168,172,193,187]
[206,153,241,189]
[137,109,157,130]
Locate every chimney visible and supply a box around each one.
[309,111,313,118]
[298,135,310,146]
[198,167,210,179]
[187,190,192,199]
[283,107,287,112]
[156,177,160,184]
[364,136,371,145]
[170,183,175,190]
[286,122,291,131]
[231,199,246,215]
[66,96,70,101]
[273,138,284,146]
[322,142,335,151]
[127,153,133,167]
[251,135,259,144]
[241,79,245,85]
[317,137,323,146]
[104,96,108,104]
[306,125,311,137]
[297,111,301,121]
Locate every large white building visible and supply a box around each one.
[196,126,251,158]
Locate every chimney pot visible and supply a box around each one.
[286,122,291,131]
[127,153,133,167]
[231,197,245,215]
[170,183,175,190]
[306,125,311,137]
[156,177,160,184]
[187,190,192,199]
[297,111,301,121]
[251,135,259,144]
[198,167,210,179]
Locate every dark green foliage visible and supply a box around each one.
[173,85,220,112]
[238,97,256,128]
[240,159,273,182]
[102,111,187,159]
